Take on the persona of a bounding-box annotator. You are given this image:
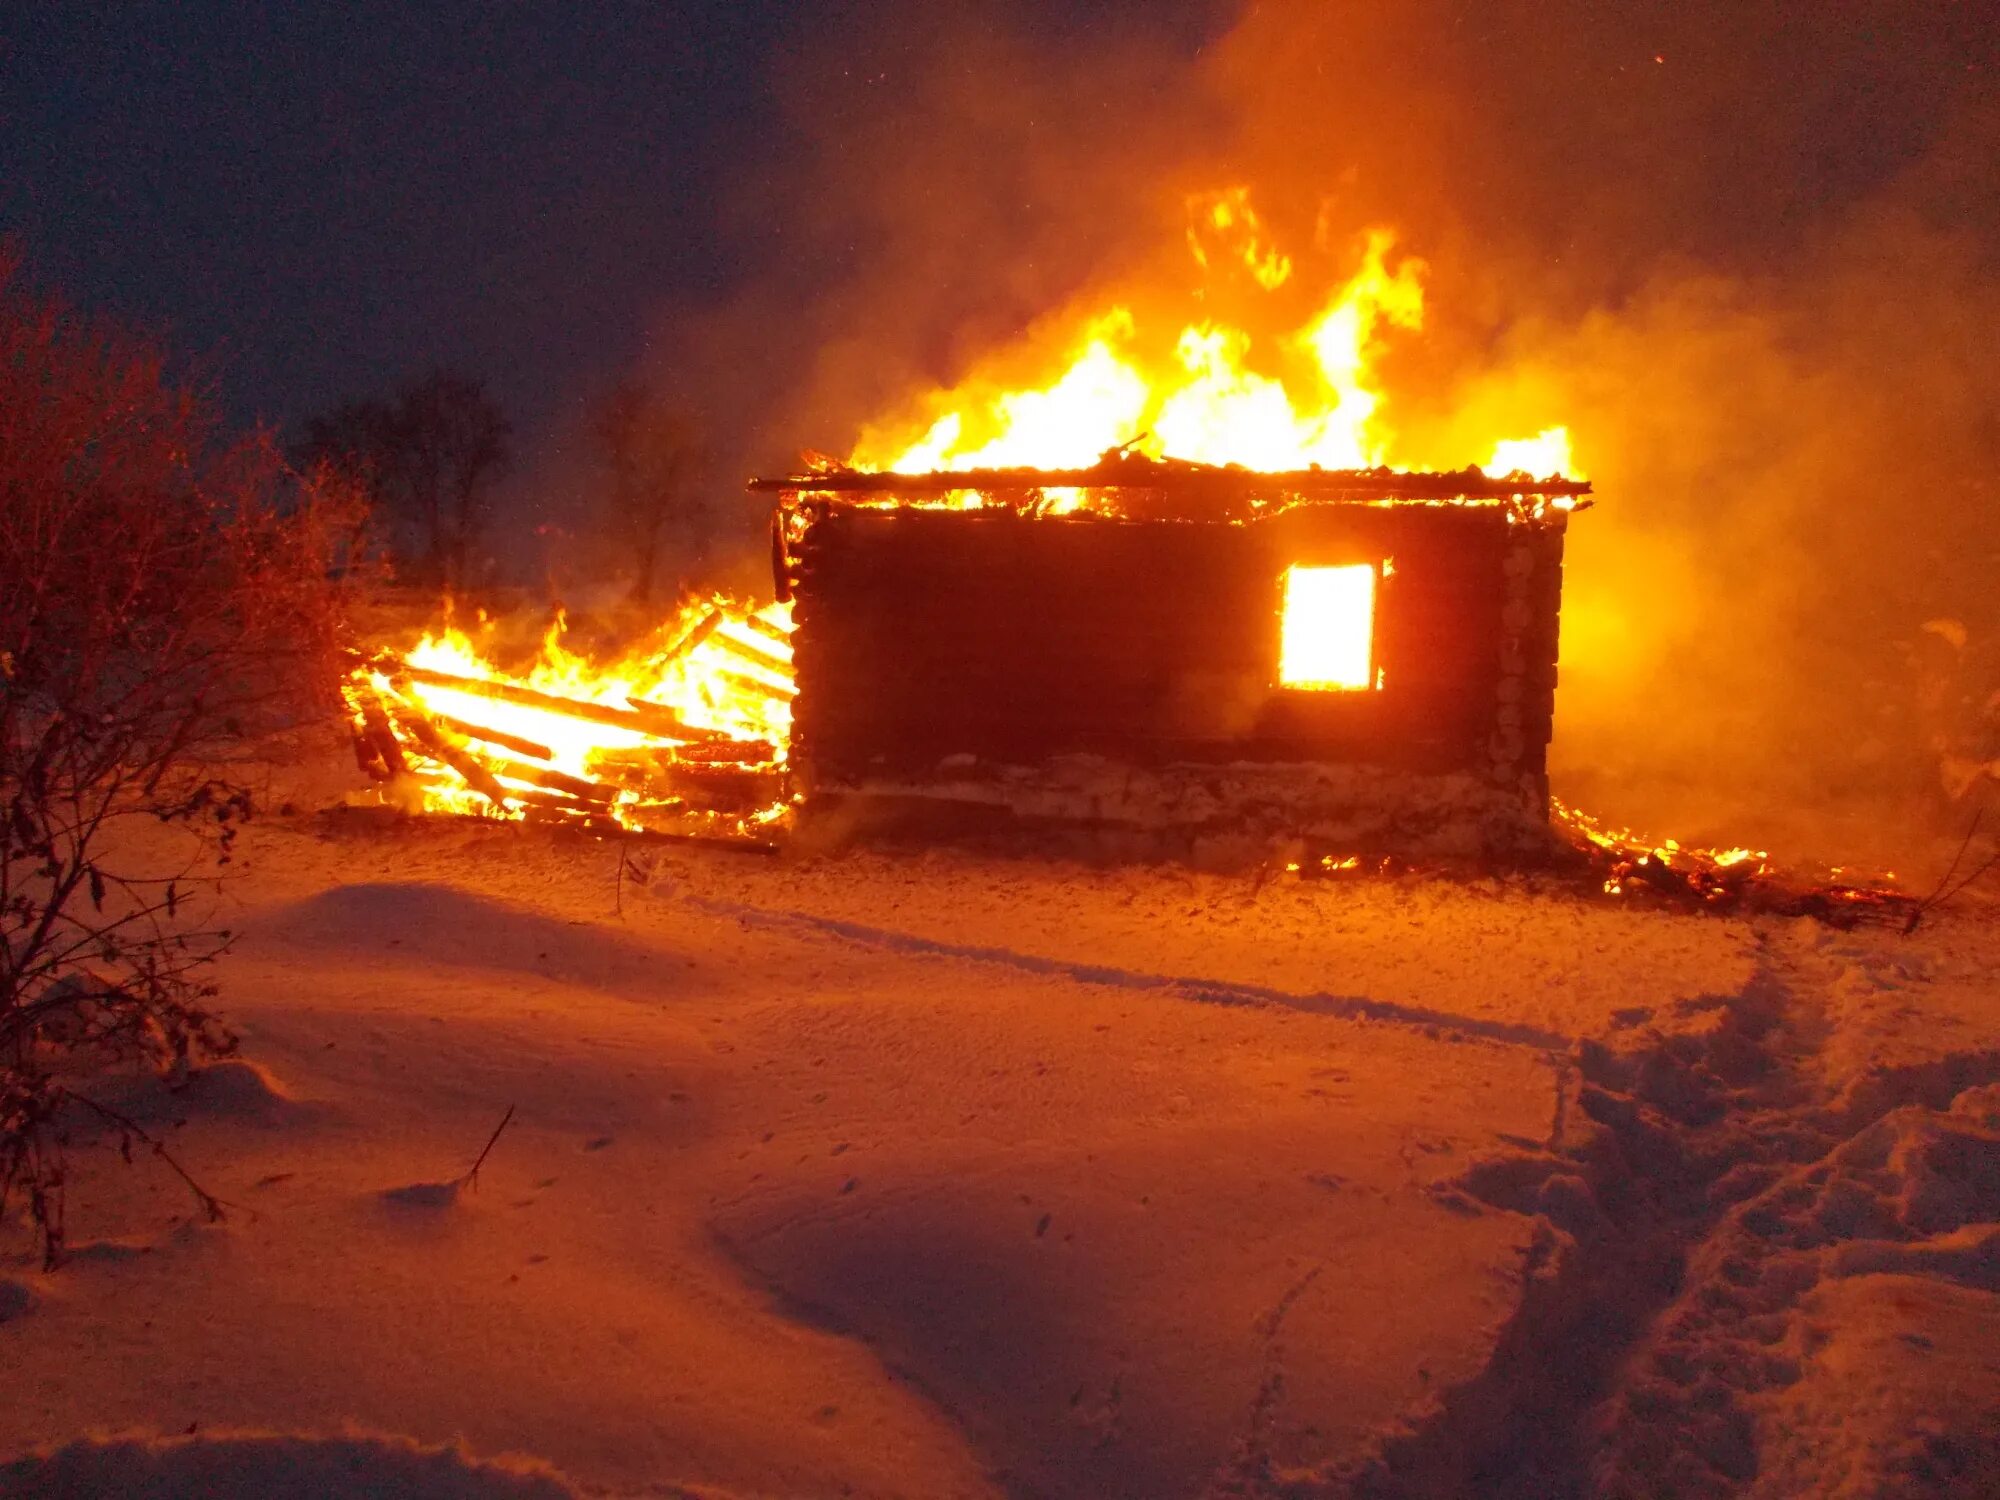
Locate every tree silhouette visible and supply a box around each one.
[593,380,706,605]
[299,370,511,589]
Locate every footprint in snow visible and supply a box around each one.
[380,1180,461,1209]
[0,1279,32,1322]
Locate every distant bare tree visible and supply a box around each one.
[298,370,510,590]
[1,249,365,1266]
[593,380,706,605]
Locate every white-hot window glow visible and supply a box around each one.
[1278,563,1377,691]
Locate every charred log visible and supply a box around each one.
[671,737,778,766]
[594,747,781,812]
[352,695,408,782]
[661,607,725,663]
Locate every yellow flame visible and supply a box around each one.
[1487,426,1577,480]
[1185,186,1293,291]
[355,596,795,830]
[1278,564,1376,691]
[854,224,1433,476]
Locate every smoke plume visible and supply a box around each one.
[629,0,2000,857]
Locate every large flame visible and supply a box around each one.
[850,198,1577,484]
[346,596,795,836]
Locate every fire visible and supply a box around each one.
[345,596,795,840]
[346,190,1591,849]
[1555,798,1775,901]
[888,310,1149,473]
[849,194,1570,491]
[1278,564,1377,691]
[1487,426,1576,480]
[1186,186,1293,291]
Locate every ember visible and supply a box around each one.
[1553,798,1914,926]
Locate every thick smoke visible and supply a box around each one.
[1190,2,2000,858]
[622,0,2000,858]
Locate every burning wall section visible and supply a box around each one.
[767,458,1583,860]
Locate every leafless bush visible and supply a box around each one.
[1,248,367,1266]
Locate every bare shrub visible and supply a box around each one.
[0,248,366,1266]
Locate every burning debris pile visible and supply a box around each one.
[1552,799,1915,927]
[343,597,795,845]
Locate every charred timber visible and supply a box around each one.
[507,785,598,814]
[740,612,795,647]
[672,737,778,766]
[354,693,407,781]
[661,608,725,663]
[590,748,781,805]
[750,458,1591,501]
[649,760,783,813]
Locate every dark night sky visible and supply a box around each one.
[0,2,1223,447]
[2,3,1991,535]
[4,2,1988,462]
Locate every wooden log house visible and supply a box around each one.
[752,457,1587,859]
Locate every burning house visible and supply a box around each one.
[342,450,1586,864]
[762,453,1587,861]
[343,217,1604,866]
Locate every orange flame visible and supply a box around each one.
[1278,564,1377,691]
[347,596,794,835]
[849,193,1572,488]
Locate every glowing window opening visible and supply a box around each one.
[1278,562,1378,691]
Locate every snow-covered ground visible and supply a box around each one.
[2,759,1996,1498]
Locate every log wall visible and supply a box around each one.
[789,503,1568,800]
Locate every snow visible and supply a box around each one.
[1,1431,583,1499]
[2,755,1997,1497]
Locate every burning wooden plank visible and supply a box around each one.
[346,596,796,845]
[389,702,512,809]
[710,625,793,677]
[672,737,778,766]
[485,757,619,804]
[398,663,724,743]
[432,713,554,762]
[713,667,797,703]
[591,747,782,813]
[737,611,795,648]
[352,691,408,781]
[661,606,726,661]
